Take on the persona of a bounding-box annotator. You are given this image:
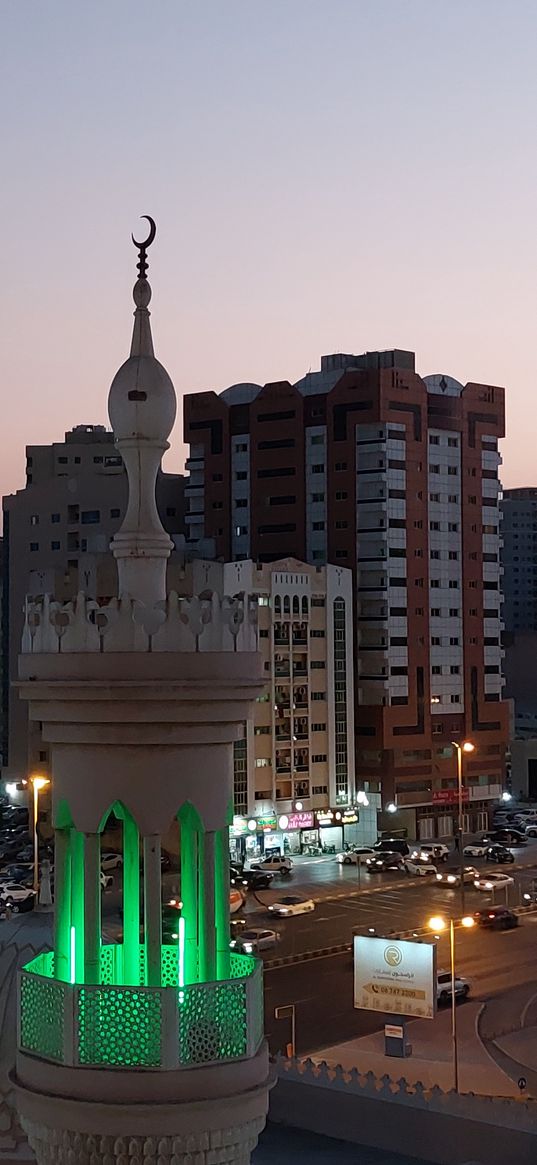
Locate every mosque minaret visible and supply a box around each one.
[12,219,271,1164]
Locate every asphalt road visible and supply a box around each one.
[265,907,537,1057]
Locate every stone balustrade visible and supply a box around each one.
[21,590,259,655]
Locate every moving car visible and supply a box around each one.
[337,848,376,866]
[403,856,438,877]
[474,872,514,892]
[366,851,405,873]
[233,869,274,891]
[230,927,279,953]
[435,865,479,886]
[484,845,514,864]
[463,840,490,858]
[250,855,293,876]
[101,851,123,872]
[268,895,315,917]
[436,971,470,1003]
[474,906,519,931]
[373,839,410,856]
[0,883,37,912]
[483,829,527,847]
[415,843,450,864]
[229,888,245,914]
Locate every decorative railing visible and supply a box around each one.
[21,590,259,655]
[19,946,263,1071]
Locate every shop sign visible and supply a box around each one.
[231,816,248,836]
[316,808,358,826]
[254,814,277,831]
[278,811,314,831]
[354,935,437,1020]
[432,789,469,805]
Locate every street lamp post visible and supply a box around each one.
[428,914,474,1093]
[451,741,475,913]
[30,775,50,895]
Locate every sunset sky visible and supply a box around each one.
[2,1,537,499]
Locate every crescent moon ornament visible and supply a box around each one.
[131,214,156,250]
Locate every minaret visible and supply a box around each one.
[13,221,271,1164]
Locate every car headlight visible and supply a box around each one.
[447,875,456,884]
[268,905,274,911]
[436,873,442,881]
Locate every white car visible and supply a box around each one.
[403,857,438,877]
[525,824,537,838]
[251,855,293,876]
[230,927,279,953]
[414,843,450,863]
[101,852,123,872]
[337,848,375,866]
[437,970,470,1003]
[474,872,514,892]
[0,883,37,908]
[100,872,113,891]
[463,841,489,858]
[268,895,315,917]
[436,865,480,887]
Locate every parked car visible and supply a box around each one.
[366,851,405,873]
[100,872,113,890]
[483,829,527,847]
[463,840,490,858]
[414,843,450,864]
[268,895,315,917]
[435,865,479,886]
[230,927,279,953]
[474,872,514,892]
[250,855,293,876]
[0,863,34,887]
[0,883,37,912]
[436,971,470,1003]
[373,839,410,856]
[485,845,514,864]
[337,848,376,866]
[403,856,438,877]
[525,824,537,838]
[474,906,519,931]
[101,851,123,872]
[234,869,274,891]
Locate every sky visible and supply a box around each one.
[2,0,537,498]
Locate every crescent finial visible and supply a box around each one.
[131,214,156,250]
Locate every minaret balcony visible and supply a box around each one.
[19,944,263,1072]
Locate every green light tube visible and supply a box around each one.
[178,914,185,989]
[70,925,76,985]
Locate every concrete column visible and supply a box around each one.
[83,833,101,985]
[143,834,162,986]
[71,828,85,983]
[215,826,230,980]
[122,814,140,985]
[180,814,198,984]
[201,831,217,983]
[53,829,71,982]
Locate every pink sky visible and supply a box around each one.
[2,1,537,499]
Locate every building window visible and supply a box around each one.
[311,661,326,669]
[450,665,460,674]
[335,520,348,529]
[335,462,347,471]
[430,521,440,531]
[450,695,460,704]
[255,758,271,767]
[447,466,458,476]
[311,598,325,607]
[448,523,459,532]
[449,551,458,560]
[431,607,441,617]
[312,521,325,531]
[110,508,120,518]
[213,473,223,481]
[311,434,324,445]
[58,456,68,464]
[429,493,440,503]
[430,464,440,474]
[233,733,247,815]
[430,550,440,560]
[30,515,39,526]
[312,722,326,731]
[448,580,459,589]
[335,491,348,501]
[312,754,327,763]
[310,629,325,638]
[311,492,325,502]
[432,665,442,675]
[429,435,440,445]
[51,513,61,523]
[431,636,441,645]
[335,550,348,558]
[448,495,458,504]
[448,437,458,447]
[93,456,103,464]
[213,501,223,510]
[30,542,39,552]
[311,691,326,701]
[311,464,325,474]
[81,510,100,524]
[449,608,459,617]
[430,579,440,588]
[51,541,60,551]
[449,637,459,645]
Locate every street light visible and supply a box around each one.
[386,802,397,814]
[30,775,50,895]
[428,914,475,1093]
[451,740,475,913]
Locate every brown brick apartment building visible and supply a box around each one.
[184,351,509,840]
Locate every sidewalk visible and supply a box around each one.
[310,1002,521,1097]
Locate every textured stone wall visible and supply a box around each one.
[21,1117,265,1165]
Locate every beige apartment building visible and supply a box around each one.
[188,558,380,859]
[2,424,185,779]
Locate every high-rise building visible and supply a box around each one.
[2,424,185,777]
[501,487,537,633]
[184,351,509,839]
[189,557,378,856]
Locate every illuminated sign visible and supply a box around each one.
[353,934,437,1020]
[253,815,277,831]
[432,789,469,804]
[316,808,358,826]
[278,812,314,830]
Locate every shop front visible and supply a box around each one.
[229,813,278,862]
[263,811,316,856]
[315,807,360,852]
[416,789,490,841]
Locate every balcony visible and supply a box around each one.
[275,665,290,678]
[19,946,262,1071]
[293,665,307,677]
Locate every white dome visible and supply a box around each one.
[108,354,176,443]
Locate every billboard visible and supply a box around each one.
[353,934,437,1020]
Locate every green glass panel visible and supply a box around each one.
[77,985,162,1067]
[20,971,65,1062]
